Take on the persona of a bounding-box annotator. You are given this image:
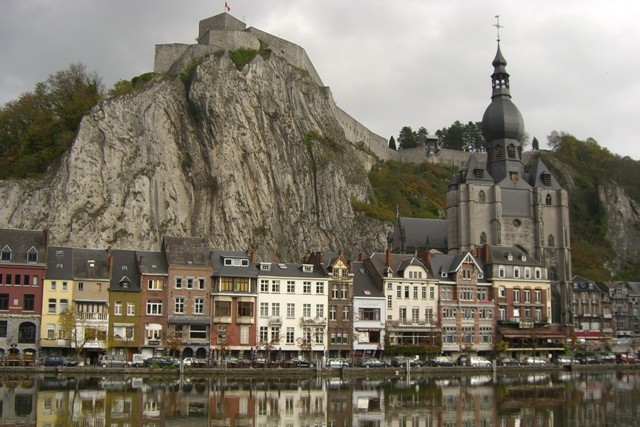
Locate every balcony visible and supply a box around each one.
[300,317,327,326]
[268,316,282,325]
[212,316,232,324]
[79,312,108,321]
[236,316,254,325]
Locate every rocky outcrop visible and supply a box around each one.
[599,183,640,273]
[0,49,389,261]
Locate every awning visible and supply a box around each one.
[575,331,603,339]
[498,326,566,339]
[145,323,163,330]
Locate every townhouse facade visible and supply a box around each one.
[0,229,47,361]
[137,250,168,359]
[256,261,328,363]
[351,260,386,359]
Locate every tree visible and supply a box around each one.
[388,135,397,151]
[398,126,418,149]
[435,120,485,152]
[59,308,98,363]
[166,330,183,358]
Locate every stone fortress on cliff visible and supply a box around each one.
[154,12,392,161]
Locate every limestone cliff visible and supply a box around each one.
[0,48,390,261]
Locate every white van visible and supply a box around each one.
[131,354,148,367]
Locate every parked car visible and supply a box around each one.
[616,354,638,364]
[497,357,520,366]
[468,356,492,367]
[144,356,178,368]
[426,356,454,367]
[326,358,350,368]
[98,354,130,368]
[283,358,314,368]
[358,358,387,368]
[64,356,79,366]
[554,355,580,366]
[44,355,66,367]
[456,355,470,366]
[182,357,208,367]
[392,357,421,367]
[597,353,616,364]
[522,357,547,366]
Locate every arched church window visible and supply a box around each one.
[546,194,552,206]
[479,190,486,202]
[480,232,487,244]
[548,234,555,248]
[495,145,504,160]
[507,144,516,159]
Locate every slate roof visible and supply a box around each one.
[0,228,48,264]
[136,250,168,275]
[212,250,258,278]
[485,245,541,267]
[46,246,73,279]
[392,217,448,254]
[427,252,488,284]
[72,248,110,280]
[528,157,562,190]
[352,261,383,298]
[163,236,210,266]
[366,252,429,278]
[109,249,140,291]
[257,261,324,279]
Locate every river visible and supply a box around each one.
[1,369,639,426]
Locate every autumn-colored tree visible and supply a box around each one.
[59,308,98,363]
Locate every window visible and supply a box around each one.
[404,286,410,298]
[48,298,57,314]
[479,190,486,201]
[462,269,472,280]
[422,286,427,299]
[546,194,553,205]
[237,301,253,317]
[341,285,348,299]
[499,287,506,298]
[260,279,269,292]
[1,247,12,261]
[50,281,56,291]
[535,290,542,303]
[425,308,433,323]
[223,258,249,267]
[524,290,531,303]
[462,308,474,319]
[27,248,38,262]
[174,298,185,314]
[316,304,324,318]
[316,282,324,294]
[396,285,402,298]
[359,308,380,321]
[175,277,183,289]
[329,305,337,320]
[24,294,35,311]
[286,327,294,344]
[412,308,420,323]
[461,288,474,301]
[272,302,280,317]
[46,323,55,340]
[507,143,516,158]
[430,287,435,299]
[78,282,84,291]
[186,278,194,289]
[59,298,68,313]
[127,303,135,316]
[387,295,392,309]
[0,294,9,310]
[514,267,520,278]
[287,281,295,293]
[220,277,233,291]
[271,280,280,293]
[499,267,506,278]
[303,282,311,294]
[15,274,21,286]
[343,306,350,320]
[199,278,205,289]
[259,326,268,343]
[190,325,207,340]
[399,307,407,322]
[260,302,269,317]
[270,327,280,343]
[413,286,418,299]
[303,304,311,317]
[514,289,520,303]
[148,279,163,290]
[542,173,552,187]
[240,326,249,344]
[535,268,542,279]
[146,301,163,315]
[443,307,457,319]
[236,278,249,292]
[286,303,295,318]
[548,234,555,247]
[214,300,231,317]
[194,297,205,314]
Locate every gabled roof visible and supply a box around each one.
[427,252,488,284]
[136,250,168,275]
[212,250,258,278]
[528,157,561,190]
[0,228,47,264]
[572,275,601,292]
[366,252,429,279]
[484,244,540,266]
[392,217,448,253]
[257,261,324,279]
[162,236,210,267]
[109,249,140,291]
[46,246,74,279]
[461,154,494,183]
[352,261,384,298]
[72,248,110,280]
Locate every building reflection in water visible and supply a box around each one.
[1,371,640,426]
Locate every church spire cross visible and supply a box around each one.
[493,15,503,42]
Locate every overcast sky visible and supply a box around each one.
[2,0,639,159]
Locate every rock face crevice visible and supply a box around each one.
[0,48,388,261]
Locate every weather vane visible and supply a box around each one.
[494,15,503,42]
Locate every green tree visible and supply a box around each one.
[388,135,397,150]
[398,126,418,149]
[0,63,103,179]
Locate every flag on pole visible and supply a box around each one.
[225,2,230,12]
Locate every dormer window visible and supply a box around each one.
[302,264,313,273]
[120,277,131,289]
[224,258,250,267]
[506,252,513,261]
[260,263,271,271]
[519,254,527,261]
[27,247,38,262]
[88,260,96,268]
[542,173,552,187]
[1,246,12,261]
[473,169,484,178]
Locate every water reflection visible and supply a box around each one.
[1,370,640,426]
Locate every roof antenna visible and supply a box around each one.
[493,15,503,43]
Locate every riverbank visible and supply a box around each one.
[2,362,637,379]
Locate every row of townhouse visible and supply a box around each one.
[2,227,566,365]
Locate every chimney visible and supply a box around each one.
[385,248,391,268]
[358,252,365,262]
[139,255,144,266]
